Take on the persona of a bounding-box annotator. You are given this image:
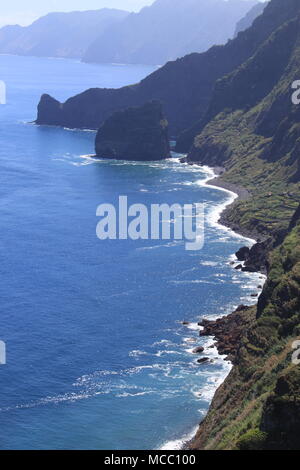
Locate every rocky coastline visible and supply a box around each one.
[181,166,269,449]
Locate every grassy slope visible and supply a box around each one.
[190,16,300,238]
[191,210,300,450]
[189,12,300,451]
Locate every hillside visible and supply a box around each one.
[185,1,300,451]
[83,0,257,66]
[36,0,300,138]
[191,205,300,449]
[0,9,129,59]
[187,11,300,238]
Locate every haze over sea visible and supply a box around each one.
[0,55,262,450]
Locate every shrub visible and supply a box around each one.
[236,429,267,450]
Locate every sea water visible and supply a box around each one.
[0,55,263,450]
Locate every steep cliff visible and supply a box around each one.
[191,206,300,450]
[187,10,300,239]
[36,0,300,138]
[95,102,170,161]
[186,0,300,451]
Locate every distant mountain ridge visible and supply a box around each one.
[36,0,295,140]
[234,2,268,37]
[0,9,129,59]
[0,0,258,64]
[83,0,258,66]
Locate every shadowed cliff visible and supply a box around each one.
[83,0,257,66]
[0,9,129,59]
[184,0,300,451]
[95,101,170,161]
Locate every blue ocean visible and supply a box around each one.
[0,55,263,450]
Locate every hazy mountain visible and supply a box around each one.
[0,9,129,59]
[37,0,296,139]
[234,1,268,37]
[83,0,258,65]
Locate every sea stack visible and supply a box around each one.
[95,101,170,161]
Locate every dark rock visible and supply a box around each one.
[242,266,259,273]
[95,102,170,161]
[236,305,248,311]
[199,306,256,364]
[192,347,205,354]
[236,246,250,261]
[197,357,210,364]
[235,238,274,275]
[37,94,62,126]
[235,264,243,270]
[36,0,299,144]
[234,2,267,37]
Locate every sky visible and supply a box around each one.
[0,0,155,27]
[0,0,268,28]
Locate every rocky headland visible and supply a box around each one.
[35,0,300,451]
[95,102,170,161]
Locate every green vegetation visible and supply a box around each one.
[189,2,300,451]
[189,12,300,237]
[237,429,268,450]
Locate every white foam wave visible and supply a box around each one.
[200,261,219,267]
[158,426,199,450]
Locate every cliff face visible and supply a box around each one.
[0,9,129,59]
[83,0,257,66]
[36,0,300,138]
[95,102,170,161]
[191,207,300,450]
[187,10,300,239]
[186,0,300,451]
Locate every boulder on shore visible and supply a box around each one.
[95,101,170,161]
[197,357,210,364]
[193,346,205,354]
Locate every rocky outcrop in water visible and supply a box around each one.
[235,239,274,274]
[95,102,170,161]
[199,305,255,363]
